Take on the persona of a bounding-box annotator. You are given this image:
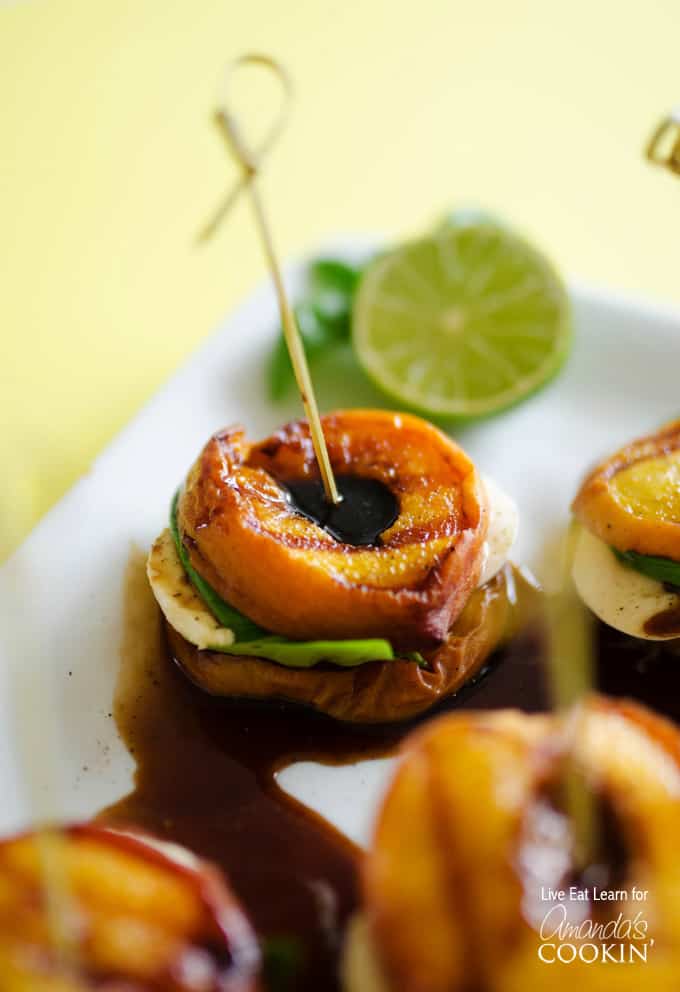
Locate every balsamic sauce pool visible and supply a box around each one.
[285,475,399,546]
[100,548,680,991]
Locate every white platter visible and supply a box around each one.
[1,238,679,849]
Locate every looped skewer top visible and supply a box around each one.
[646,109,680,176]
[199,54,294,238]
[200,54,341,507]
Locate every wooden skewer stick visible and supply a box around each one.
[646,109,680,176]
[544,521,597,873]
[203,54,342,506]
[197,54,292,245]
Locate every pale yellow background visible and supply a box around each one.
[1,0,678,558]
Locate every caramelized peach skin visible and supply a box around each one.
[0,824,260,991]
[362,698,680,992]
[572,418,680,559]
[169,565,535,724]
[178,411,488,650]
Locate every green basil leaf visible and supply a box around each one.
[268,301,337,400]
[612,547,680,590]
[309,259,360,336]
[267,258,363,400]
[295,299,333,348]
[404,651,429,670]
[208,636,394,668]
[262,937,304,992]
[309,258,360,297]
[170,492,265,640]
[310,290,351,334]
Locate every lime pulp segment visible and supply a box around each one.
[352,223,572,418]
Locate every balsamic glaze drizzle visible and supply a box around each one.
[285,476,399,546]
[100,551,680,991]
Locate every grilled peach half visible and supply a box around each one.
[350,698,680,992]
[0,824,260,991]
[178,410,488,650]
[572,418,680,559]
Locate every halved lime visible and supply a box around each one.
[353,222,571,419]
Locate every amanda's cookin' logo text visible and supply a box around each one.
[537,886,655,964]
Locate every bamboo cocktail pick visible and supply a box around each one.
[201,54,342,506]
[543,522,598,875]
[646,109,680,177]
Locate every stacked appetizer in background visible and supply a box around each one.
[572,419,680,644]
[345,698,680,991]
[0,826,261,990]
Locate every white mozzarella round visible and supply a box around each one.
[146,528,235,650]
[572,524,679,641]
[478,474,519,587]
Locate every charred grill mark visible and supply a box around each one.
[257,438,283,457]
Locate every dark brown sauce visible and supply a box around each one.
[99,551,393,992]
[100,550,680,990]
[594,620,680,721]
[572,797,629,898]
[643,597,680,638]
[458,613,680,724]
[285,476,398,546]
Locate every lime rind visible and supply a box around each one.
[352,222,572,419]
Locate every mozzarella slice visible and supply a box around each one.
[572,524,680,640]
[478,474,519,587]
[146,529,235,650]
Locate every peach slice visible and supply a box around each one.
[178,410,488,650]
